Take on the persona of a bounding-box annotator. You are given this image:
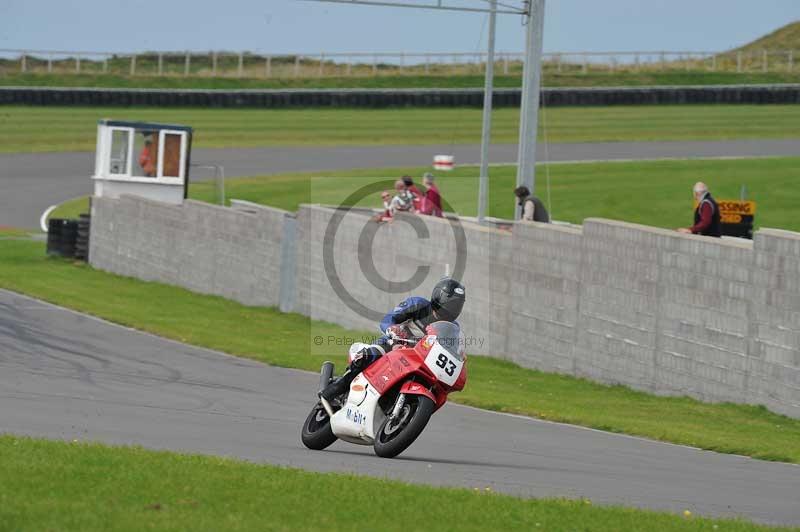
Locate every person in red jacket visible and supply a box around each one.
[402,176,423,212]
[420,172,443,217]
[677,182,721,237]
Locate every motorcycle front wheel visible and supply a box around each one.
[301,402,338,450]
[373,395,435,458]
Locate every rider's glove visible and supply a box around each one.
[386,324,410,341]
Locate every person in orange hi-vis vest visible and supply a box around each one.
[138,133,157,177]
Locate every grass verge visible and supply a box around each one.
[2,435,789,532]
[5,70,800,90]
[51,157,800,233]
[1,239,799,463]
[3,104,800,153]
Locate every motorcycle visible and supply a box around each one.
[301,321,467,458]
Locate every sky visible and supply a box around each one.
[1,0,799,55]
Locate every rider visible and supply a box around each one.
[319,277,466,404]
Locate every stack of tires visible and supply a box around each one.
[46,214,90,261]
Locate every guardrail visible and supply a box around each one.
[1,48,798,78]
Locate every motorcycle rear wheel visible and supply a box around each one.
[373,395,435,458]
[301,402,338,450]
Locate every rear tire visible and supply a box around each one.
[301,403,337,450]
[373,395,435,458]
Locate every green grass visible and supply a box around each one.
[1,239,799,463]
[3,436,790,532]
[736,21,800,53]
[3,104,800,153]
[6,70,800,90]
[51,157,800,233]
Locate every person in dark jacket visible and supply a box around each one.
[514,186,550,223]
[678,182,721,237]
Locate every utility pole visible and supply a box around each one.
[477,0,497,224]
[515,0,545,219]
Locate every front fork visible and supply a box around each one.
[389,393,406,421]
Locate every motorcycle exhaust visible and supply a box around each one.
[319,361,334,393]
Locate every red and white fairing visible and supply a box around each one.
[328,322,467,445]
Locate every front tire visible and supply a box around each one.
[301,403,337,450]
[373,395,435,458]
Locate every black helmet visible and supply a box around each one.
[431,278,465,322]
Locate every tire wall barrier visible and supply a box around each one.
[89,195,800,419]
[4,85,800,108]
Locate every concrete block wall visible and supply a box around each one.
[90,196,800,418]
[508,221,582,373]
[750,229,800,416]
[90,195,289,307]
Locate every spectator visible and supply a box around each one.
[138,132,157,177]
[402,175,423,212]
[390,179,415,216]
[420,172,443,217]
[514,185,550,223]
[372,191,395,223]
[677,182,721,237]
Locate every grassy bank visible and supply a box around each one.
[3,104,800,153]
[2,436,788,532]
[51,157,800,233]
[5,70,800,90]
[1,238,799,463]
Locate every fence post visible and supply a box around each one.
[372,55,377,76]
[400,52,405,75]
[237,52,244,77]
[20,53,26,73]
[130,54,136,76]
[425,53,430,74]
[184,52,190,77]
[711,53,716,72]
[103,57,108,73]
[47,54,52,73]
[212,51,218,76]
[294,55,300,77]
[76,55,81,73]
[158,53,163,75]
[318,53,324,77]
[582,53,588,74]
[265,55,271,78]
[736,51,742,73]
[556,53,562,73]
[659,51,665,71]
[685,53,690,72]
[346,56,352,76]
[504,54,509,75]
[789,50,794,72]
[762,49,768,73]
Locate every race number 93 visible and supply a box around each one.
[425,346,463,387]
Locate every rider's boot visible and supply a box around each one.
[319,369,356,406]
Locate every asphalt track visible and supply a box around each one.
[1,289,798,525]
[2,139,799,228]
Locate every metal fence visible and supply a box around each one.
[1,48,798,78]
